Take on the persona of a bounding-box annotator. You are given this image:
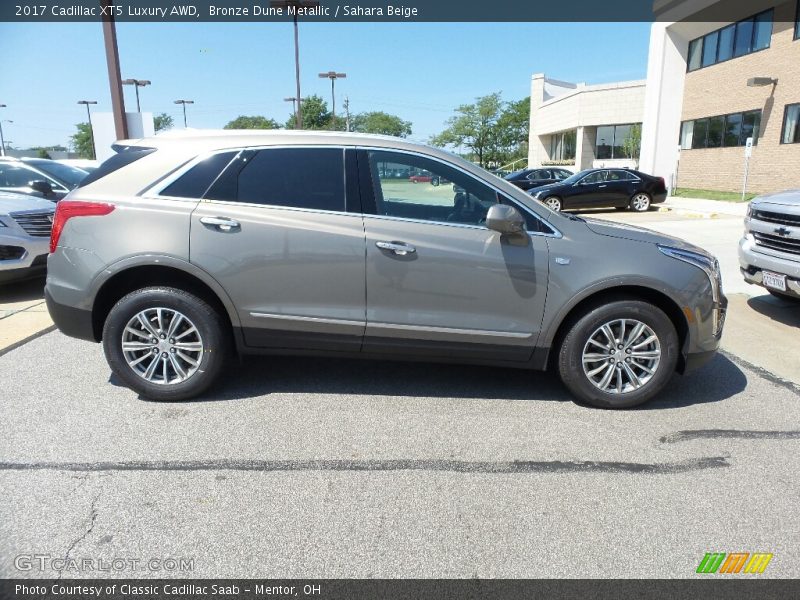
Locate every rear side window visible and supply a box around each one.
[161,152,237,199]
[209,148,345,212]
[78,146,156,188]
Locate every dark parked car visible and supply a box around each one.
[504,167,573,191]
[529,168,668,212]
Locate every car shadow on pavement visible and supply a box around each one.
[0,275,45,304]
[162,351,748,409]
[747,293,800,328]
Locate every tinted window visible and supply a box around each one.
[692,119,708,149]
[612,124,632,159]
[734,19,754,57]
[783,104,800,144]
[717,25,735,61]
[753,11,773,51]
[742,111,761,145]
[0,165,41,188]
[724,113,742,147]
[608,170,638,181]
[528,169,551,180]
[687,38,702,71]
[707,116,724,148]
[79,146,156,188]
[553,169,572,180]
[161,152,237,199]
[367,150,498,227]
[580,171,607,185]
[234,148,344,211]
[27,160,87,188]
[596,126,614,159]
[702,30,718,67]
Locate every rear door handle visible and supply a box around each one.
[200,216,241,233]
[376,241,416,256]
[598,184,607,188]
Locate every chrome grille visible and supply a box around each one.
[11,211,54,237]
[753,231,800,256]
[752,209,800,227]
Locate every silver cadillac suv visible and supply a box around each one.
[45,131,726,408]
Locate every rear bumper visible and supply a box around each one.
[45,289,97,342]
[653,191,668,204]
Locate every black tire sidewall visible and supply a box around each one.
[102,287,228,401]
[558,300,679,409]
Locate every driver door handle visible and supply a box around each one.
[200,216,241,233]
[376,241,416,256]
[598,184,607,188]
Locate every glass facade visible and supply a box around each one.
[596,124,640,160]
[681,110,761,150]
[549,130,576,161]
[687,9,773,72]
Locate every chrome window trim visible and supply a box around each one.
[358,145,562,239]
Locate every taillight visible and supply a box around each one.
[50,201,115,253]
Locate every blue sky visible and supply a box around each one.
[0,21,652,149]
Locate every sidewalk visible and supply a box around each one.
[660,196,749,218]
[0,277,54,356]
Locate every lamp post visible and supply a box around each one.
[284,96,305,123]
[318,71,346,129]
[270,0,320,129]
[121,78,151,112]
[0,105,6,157]
[77,100,98,159]
[174,99,194,128]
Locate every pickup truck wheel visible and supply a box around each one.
[557,300,679,409]
[102,287,229,401]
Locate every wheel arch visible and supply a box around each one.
[542,285,690,373]
[90,261,240,343]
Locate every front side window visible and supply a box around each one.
[0,165,58,189]
[580,171,607,185]
[209,147,345,212]
[528,169,551,181]
[783,104,800,144]
[367,150,497,227]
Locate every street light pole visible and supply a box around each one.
[318,71,346,129]
[121,78,151,112]
[77,100,98,159]
[0,104,6,157]
[284,96,305,123]
[174,99,194,128]
[270,0,320,129]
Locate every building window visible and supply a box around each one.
[596,124,640,159]
[783,104,800,144]
[549,130,576,161]
[687,9,773,72]
[681,110,761,150]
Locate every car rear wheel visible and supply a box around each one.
[557,299,679,408]
[543,197,562,211]
[102,287,229,401]
[630,193,651,212]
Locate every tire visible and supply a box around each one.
[629,192,651,212]
[557,299,679,409]
[543,196,562,211]
[431,177,440,187]
[102,287,230,401]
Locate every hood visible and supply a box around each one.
[583,217,708,254]
[750,189,800,209]
[0,191,56,215]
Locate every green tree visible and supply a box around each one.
[352,111,412,137]
[496,97,530,164]
[154,113,174,133]
[224,115,280,129]
[285,95,332,130]
[430,93,504,167]
[33,147,52,159]
[70,123,94,159]
[622,123,642,162]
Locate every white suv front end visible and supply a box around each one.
[0,192,54,284]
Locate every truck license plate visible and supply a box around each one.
[762,271,787,292]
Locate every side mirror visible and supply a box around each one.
[486,204,525,235]
[30,180,54,196]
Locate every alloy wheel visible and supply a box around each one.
[545,197,562,211]
[581,318,661,394]
[631,193,650,212]
[120,307,204,385]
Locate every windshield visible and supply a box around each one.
[559,169,593,185]
[26,160,88,188]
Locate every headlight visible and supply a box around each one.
[746,203,753,219]
[658,245,723,334]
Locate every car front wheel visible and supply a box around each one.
[102,287,229,401]
[557,299,679,408]
[543,196,562,211]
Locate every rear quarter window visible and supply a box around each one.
[160,151,238,199]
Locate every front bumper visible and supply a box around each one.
[0,231,49,284]
[739,234,800,297]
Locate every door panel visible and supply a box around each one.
[191,202,367,350]
[363,217,549,360]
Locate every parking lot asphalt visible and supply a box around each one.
[1,331,799,578]
[2,198,799,579]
